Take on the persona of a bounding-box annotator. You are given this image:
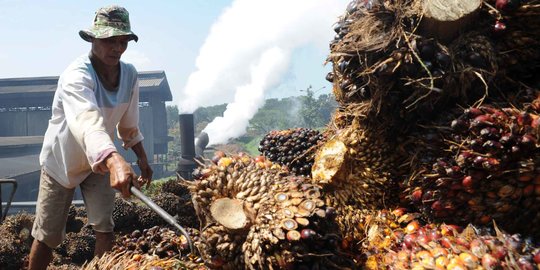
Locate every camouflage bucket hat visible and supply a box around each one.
[79,5,138,42]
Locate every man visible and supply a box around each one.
[28,5,152,269]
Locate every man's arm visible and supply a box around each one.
[117,76,152,187]
[105,152,136,198]
[131,141,153,188]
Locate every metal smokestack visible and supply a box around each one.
[195,132,209,158]
[179,114,196,159]
[177,113,197,180]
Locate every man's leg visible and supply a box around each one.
[28,240,53,270]
[94,231,114,257]
[80,172,116,257]
[29,169,74,270]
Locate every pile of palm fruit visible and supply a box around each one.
[0,179,200,269]
[316,0,540,267]
[89,0,539,268]
[186,153,355,269]
[258,128,326,176]
[3,0,540,269]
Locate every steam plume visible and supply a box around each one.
[179,0,348,145]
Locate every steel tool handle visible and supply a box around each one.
[129,186,194,254]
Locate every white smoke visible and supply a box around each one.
[179,0,348,145]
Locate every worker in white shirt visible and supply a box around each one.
[28,5,153,270]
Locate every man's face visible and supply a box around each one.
[91,36,130,66]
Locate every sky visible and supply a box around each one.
[0,0,350,145]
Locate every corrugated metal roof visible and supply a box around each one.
[0,70,172,101]
[139,77,164,88]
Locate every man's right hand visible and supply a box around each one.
[105,152,137,198]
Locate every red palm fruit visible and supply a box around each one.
[417,234,430,245]
[411,188,423,202]
[517,257,535,270]
[431,200,443,211]
[462,176,474,188]
[406,221,421,234]
[403,233,417,249]
[481,253,499,269]
[523,185,534,196]
[533,249,540,264]
[428,229,442,241]
[479,215,492,224]
[490,245,508,260]
[440,237,454,249]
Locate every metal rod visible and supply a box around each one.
[130,186,194,254]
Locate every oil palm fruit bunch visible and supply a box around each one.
[365,220,540,270]
[150,192,181,218]
[56,226,95,265]
[81,251,205,270]
[0,213,34,269]
[113,225,191,259]
[258,128,325,176]
[112,197,139,232]
[161,178,190,198]
[66,205,86,233]
[493,0,540,85]
[186,153,352,269]
[334,207,417,256]
[327,0,540,133]
[312,118,400,211]
[408,105,540,238]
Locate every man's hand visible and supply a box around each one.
[105,152,137,198]
[137,158,153,188]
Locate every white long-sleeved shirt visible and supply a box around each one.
[39,54,144,188]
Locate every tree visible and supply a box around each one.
[299,86,337,129]
[166,105,179,129]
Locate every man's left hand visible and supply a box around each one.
[137,158,153,188]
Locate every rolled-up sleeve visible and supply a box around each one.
[61,70,117,173]
[117,78,144,149]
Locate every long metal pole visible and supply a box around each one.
[129,186,194,254]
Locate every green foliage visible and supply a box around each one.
[243,135,264,156]
[299,86,336,129]
[165,90,336,157]
[193,104,227,133]
[166,105,179,129]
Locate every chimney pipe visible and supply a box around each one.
[177,113,197,180]
[195,132,209,158]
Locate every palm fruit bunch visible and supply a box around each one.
[112,197,139,232]
[186,153,354,269]
[134,192,187,229]
[112,225,192,259]
[337,207,540,269]
[81,249,205,270]
[57,226,96,265]
[66,205,86,233]
[327,0,540,135]
[258,128,325,176]
[159,181,200,229]
[150,192,181,218]
[0,212,34,269]
[407,105,540,238]
[364,217,540,269]
[312,110,401,211]
[161,178,190,197]
[492,0,540,86]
